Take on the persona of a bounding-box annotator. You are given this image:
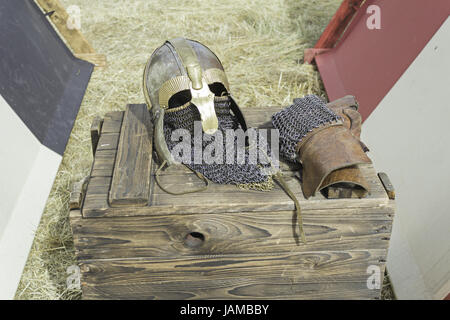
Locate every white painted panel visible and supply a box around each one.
[0,95,61,299]
[361,17,450,300]
[0,95,40,238]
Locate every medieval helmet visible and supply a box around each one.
[142,38,304,241]
[143,37,248,167]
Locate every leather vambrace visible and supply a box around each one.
[297,96,372,198]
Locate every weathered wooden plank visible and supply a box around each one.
[81,250,385,283]
[91,149,116,177]
[378,172,395,200]
[90,133,120,177]
[36,0,96,53]
[69,209,84,258]
[82,280,381,300]
[82,172,394,217]
[69,178,87,210]
[82,176,110,215]
[36,0,106,67]
[74,53,107,68]
[71,209,388,300]
[96,132,120,151]
[71,207,392,260]
[90,116,102,155]
[100,111,123,134]
[79,250,385,300]
[109,105,153,207]
[82,163,388,217]
[104,111,124,121]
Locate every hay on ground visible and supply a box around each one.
[15,0,394,300]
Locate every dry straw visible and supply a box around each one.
[15,0,394,299]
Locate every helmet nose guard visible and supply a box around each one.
[189,79,218,134]
[169,38,218,134]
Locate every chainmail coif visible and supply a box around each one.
[163,96,273,190]
[271,95,341,163]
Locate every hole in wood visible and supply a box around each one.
[184,232,205,248]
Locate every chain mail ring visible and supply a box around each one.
[271,95,341,163]
[163,96,274,190]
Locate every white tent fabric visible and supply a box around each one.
[0,95,62,299]
[361,17,450,299]
[0,1,93,299]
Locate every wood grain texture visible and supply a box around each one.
[96,132,120,152]
[378,172,395,200]
[82,280,381,300]
[35,0,95,53]
[72,105,394,300]
[71,206,393,260]
[90,116,102,155]
[36,0,107,68]
[83,163,388,217]
[91,150,116,177]
[100,111,123,134]
[109,105,153,207]
[74,53,107,68]
[79,250,385,300]
[69,178,87,210]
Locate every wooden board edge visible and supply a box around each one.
[90,116,103,155]
[378,172,396,200]
[69,177,88,210]
[35,0,107,69]
[77,249,386,299]
[74,53,107,68]
[109,104,153,207]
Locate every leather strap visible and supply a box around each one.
[228,95,248,131]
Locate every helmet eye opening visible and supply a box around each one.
[168,83,229,109]
[168,90,191,109]
[209,83,228,96]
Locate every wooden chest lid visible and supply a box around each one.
[81,104,388,218]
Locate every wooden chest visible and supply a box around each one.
[70,104,395,300]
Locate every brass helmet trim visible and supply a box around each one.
[165,96,230,114]
[161,38,220,133]
[167,38,203,90]
[158,68,230,108]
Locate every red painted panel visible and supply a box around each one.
[315,0,450,121]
